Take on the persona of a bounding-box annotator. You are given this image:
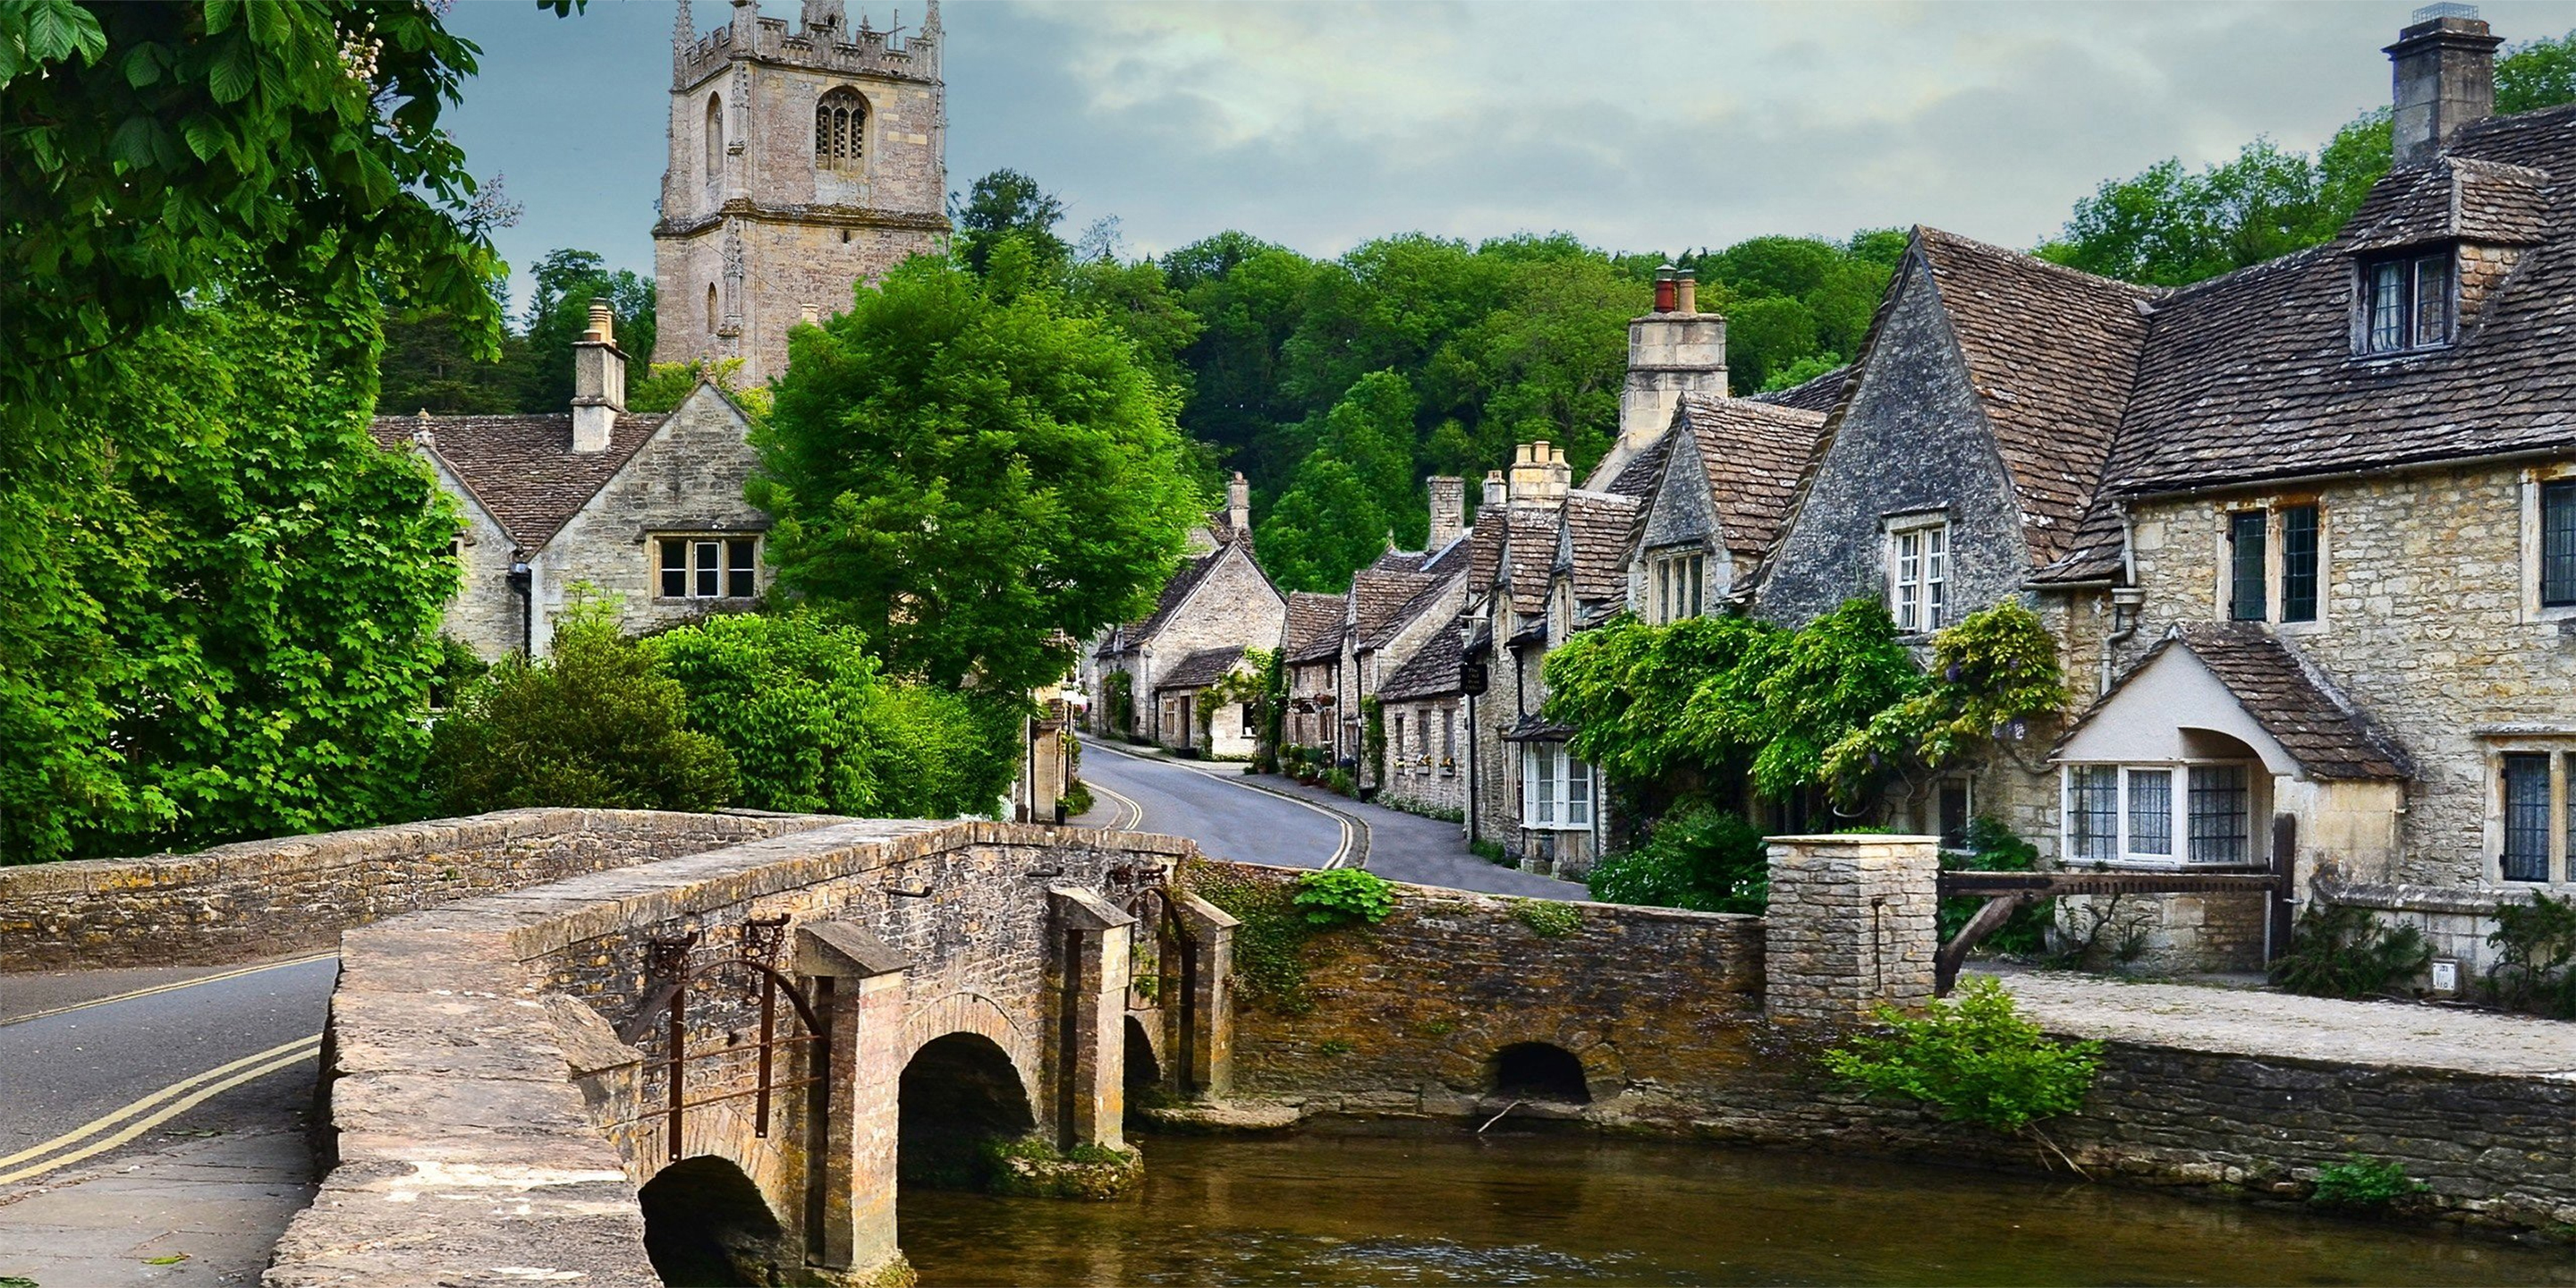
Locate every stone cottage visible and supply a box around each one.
[1149,645,1261,758]
[373,304,768,660]
[1084,475,1286,748]
[1753,10,2576,974]
[1280,590,1350,758]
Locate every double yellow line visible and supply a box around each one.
[0,1032,323,1186]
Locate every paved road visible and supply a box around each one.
[1076,739,1584,899]
[0,956,332,1284]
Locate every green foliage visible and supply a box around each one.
[1587,803,1769,913]
[1937,818,2054,958]
[518,249,655,411]
[2499,30,2576,114]
[1321,767,1356,798]
[3,294,460,862]
[648,612,1017,820]
[1292,868,1397,928]
[2309,1155,2428,1210]
[1184,865,1318,1014]
[2484,892,2576,1018]
[2270,902,2433,1000]
[1821,978,2102,1134]
[1059,779,1094,819]
[952,169,1069,276]
[1192,648,1274,751]
[1470,838,1508,866]
[1102,669,1135,737]
[428,601,738,815]
[1360,695,1387,788]
[1512,899,1584,938]
[626,356,772,419]
[751,254,1203,694]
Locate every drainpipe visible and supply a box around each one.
[508,560,535,657]
[2099,503,2140,694]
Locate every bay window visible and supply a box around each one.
[2062,760,2259,866]
[1521,743,1592,831]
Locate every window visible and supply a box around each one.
[814,89,866,171]
[1241,702,1257,736]
[2279,504,2319,623]
[1442,709,1456,763]
[1650,550,1707,624]
[2544,480,2576,608]
[2362,250,2454,354]
[1521,744,1592,830]
[1394,713,1407,760]
[657,535,758,599]
[2227,510,2267,621]
[2503,753,2551,883]
[707,284,719,335]
[1936,779,1970,850]
[2063,760,2258,866]
[1888,520,1947,632]
[703,94,723,185]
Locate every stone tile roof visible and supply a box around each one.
[2344,155,2554,252]
[1605,431,1672,498]
[1674,394,1828,561]
[1153,644,1248,693]
[1465,514,1507,593]
[1502,505,1561,615]
[2105,106,2576,496]
[1097,538,1241,659]
[1749,364,1853,414]
[1350,569,1443,652]
[370,411,667,549]
[1912,228,2159,567]
[2029,495,2129,585]
[2072,623,2411,781]
[1377,617,1466,701]
[1554,490,1642,600]
[1283,591,1347,665]
[1368,528,1475,578]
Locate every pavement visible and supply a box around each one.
[1074,737,1585,900]
[0,955,335,1286]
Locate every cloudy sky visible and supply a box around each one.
[445,0,2576,312]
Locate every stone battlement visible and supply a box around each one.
[678,14,936,89]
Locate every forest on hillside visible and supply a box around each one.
[378,28,2576,597]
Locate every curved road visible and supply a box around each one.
[1075,738,1585,899]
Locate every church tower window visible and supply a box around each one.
[815,89,867,171]
[707,284,719,335]
[703,94,724,187]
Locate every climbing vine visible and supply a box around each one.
[1191,648,1275,758]
[1360,694,1386,789]
[1102,669,1135,738]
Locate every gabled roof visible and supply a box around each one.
[1130,535,1258,642]
[1911,228,2159,566]
[1671,394,1828,562]
[1368,527,1475,578]
[1554,490,1641,600]
[2067,623,2411,781]
[1377,617,1467,701]
[1749,364,1853,415]
[1350,568,1445,651]
[1501,504,1561,615]
[1154,645,1249,693]
[1283,591,1347,665]
[370,411,670,549]
[1604,431,1672,498]
[1464,516,1507,595]
[2343,154,2553,252]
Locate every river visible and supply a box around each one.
[900,1128,2576,1286]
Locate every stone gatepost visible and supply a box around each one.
[796,921,911,1283]
[1048,886,1134,1151]
[1763,834,1940,1024]
[1171,892,1238,1098]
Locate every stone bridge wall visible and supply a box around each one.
[0,808,825,971]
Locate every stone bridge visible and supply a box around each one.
[259,817,1236,1288]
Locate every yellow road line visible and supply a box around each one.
[1083,737,1354,868]
[1088,780,1146,831]
[0,1042,319,1186]
[0,1033,322,1172]
[2,952,338,1029]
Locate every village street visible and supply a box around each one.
[1072,737,1587,900]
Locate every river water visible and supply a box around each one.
[900,1129,2576,1286]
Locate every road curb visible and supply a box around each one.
[1079,738,1371,871]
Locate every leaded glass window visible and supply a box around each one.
[2280,504,2318,623]
[814,89,867,171]
[2503,753,2551,883]
[2068,766,2118,861]
[2187,765,2250,863]
[2543,481,2576,608]
[2228,510,2267,621]
[2126,768,2174,856]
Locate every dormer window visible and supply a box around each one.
[2362,249,2454,353]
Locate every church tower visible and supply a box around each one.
[654,0,950,385]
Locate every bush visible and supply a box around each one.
[2270,902,2432,999]
[2485,892,2576,1018]
[1586,803,1768,913]
[1060,779,1095,818]
[1292,868,1396,927]
[2309,1155,2428,1210]
[428,603,738,814]
[1938,817,2054,959]
[1321,767,1356,798]
[1821,977,2101,1133]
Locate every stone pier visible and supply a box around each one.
[1762,834,1940,1024]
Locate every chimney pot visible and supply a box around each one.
[1483,470,1509,510]
[2387,7,2501,166]
[583,297,614,345]
[1653,264,1678,314]
[1674,268,1698,316]
[1226,470,1251,535]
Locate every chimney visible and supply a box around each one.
[1484,470,1509,510]
[571,297,626,453]
[1427,476,1464,548]
[1597,263,1727,490]
[1509,441,1570,506]
[1652,264,1678,314]
[2388,4,2502,167]
[1226,470,1251,534]
[1674,267,1698,316]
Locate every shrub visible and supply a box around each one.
[1470,838,1508,866]
[2270,902,2432,999]
[2309,1155,2428,1209]
[1586,803,1768,912]
[1938,817,2054,959]
[428,602,738,814]
[1322,767,1356,798]
[2485,892,2576,1018]
[1060,779,1095,818]
[1821,977,2101,1133]
[1292,868,1396,927]
[1184,865,1317,1014]
[1513,899,1583,938]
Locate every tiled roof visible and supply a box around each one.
[1554,490,1641,600]
[1283,591,1347,664]
[1913,228,2158,567]
[2105,106,2576,496]
[1464,517,1507,594]
[1604,431,1672,498]
[1350,569,1443,652]
[1674,394,1828,561]
[1749,364,1853,414]
[2343,155,2553,252]
[370,411,668,549]
[2029,495,2129,585]
[1502,504,1561,615]
[2070,623,2411,781]
[1368,528,1474,578]
[1377,618,1466,701]
[1154,645,1249,693]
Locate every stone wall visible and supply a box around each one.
[1379,697,1467,818]
[1763,835,1937,1023]
[0,809,820,973]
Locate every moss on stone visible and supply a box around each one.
[979,1136,1145,1200]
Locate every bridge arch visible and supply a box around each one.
[898,989,1041,1100]
[639,1154,785,1287]
[897,1030,1038,1188]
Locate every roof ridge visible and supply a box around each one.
[1913,225,2166,301]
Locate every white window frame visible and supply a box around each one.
[1521,743,1592,831]
[1885,513,1948,633]
[657,533,758,601]
[2060,759,2261,869]
[2521,466,2576,624]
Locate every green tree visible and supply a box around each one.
[751,255,1204,694]
[2497,29,2576,114]
[952,168,1069,275]
[378,308,536,415]
[520,248,657,409]
[428,600,739,815]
